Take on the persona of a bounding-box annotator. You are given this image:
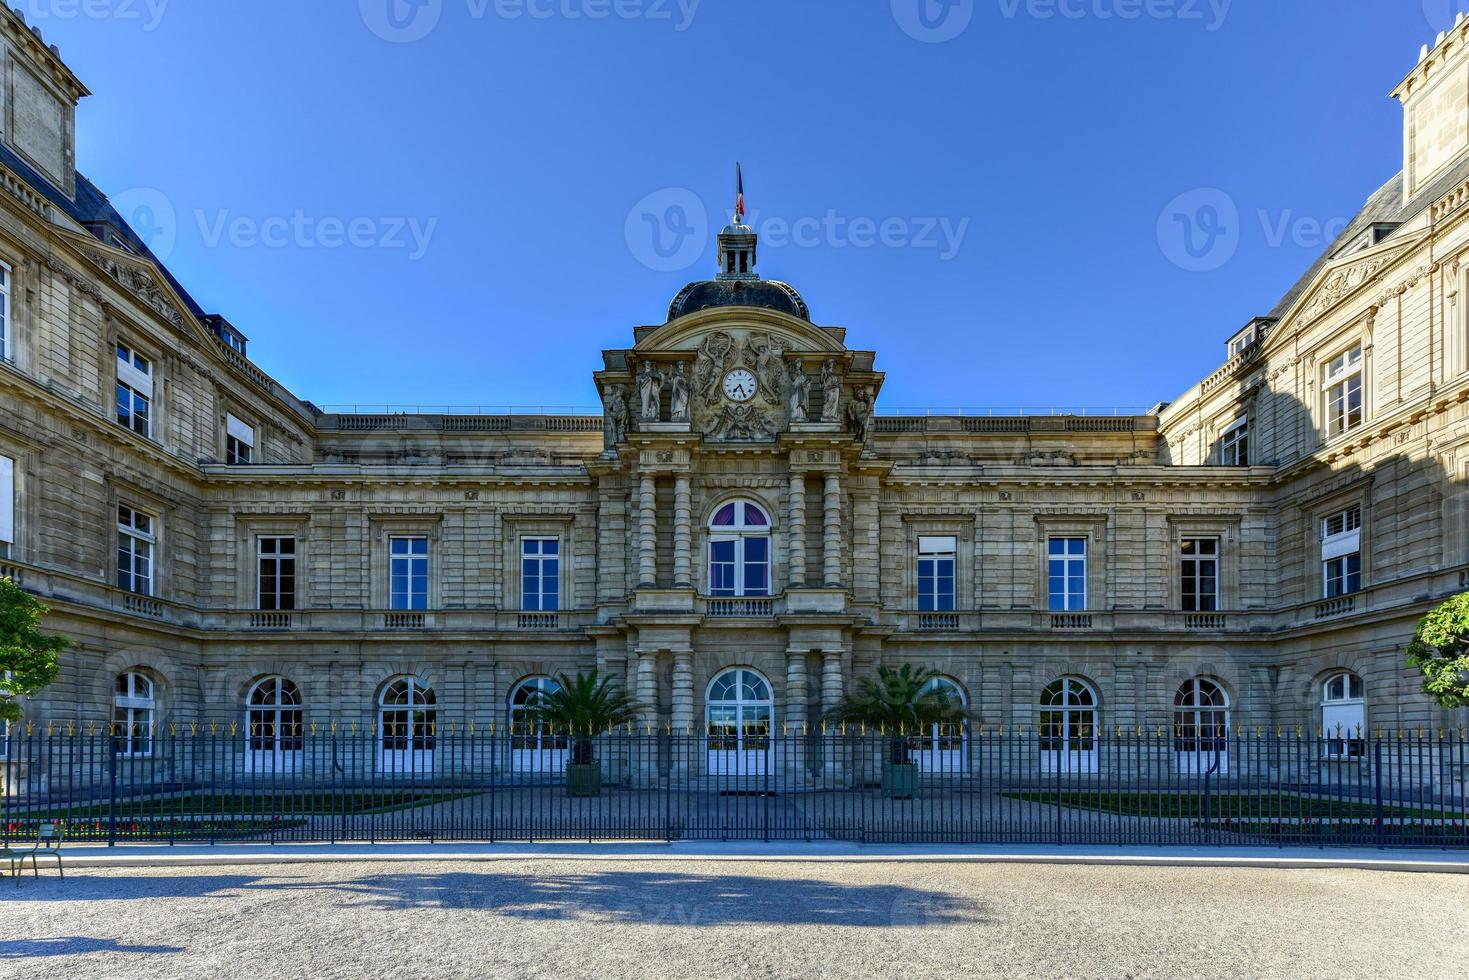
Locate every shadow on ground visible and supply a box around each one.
[310,871,986,927]
[0,937,184,958]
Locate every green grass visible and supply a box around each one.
[3,818,311,841]
[1224,821,1469,843]
[1001,791,1458,821]
[4,790,479,822]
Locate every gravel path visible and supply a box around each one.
[0,860,1464,979]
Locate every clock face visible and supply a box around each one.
[723,369,758,402]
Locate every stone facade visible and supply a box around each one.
[0,8,1466,772]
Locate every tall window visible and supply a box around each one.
[1039,678,1098,773]
[247,677,303,755]
[1322,506,1362,598]
[1325,345,1364,438]
[913,676,967,774]
[708,501,770,598]
[1047,538,1087,612]
[115,343,153,438]
[113,671,155,757]
[1180,538,1219,612]
[521,537,560,611]
[257,536,296,611]
[389,536,429,610]
[916,536,956,612]
[1220,417,1248,466]
[117,505,155,596]
[226,414,255,465]
[378,676,436,771]
[508,676,568,773]
[1321,672,1366,759]
[0,260,11,362]
[1174,678,1230,773]
[0,454,13,559]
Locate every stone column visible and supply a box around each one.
[637,474,657,588]
[671,649,695,778]
[636,650,659,785]
[821,649,845,714]
[822,472,842,587]
[788,472,807,588]
[673,474,692,588]
[785,650,810,781]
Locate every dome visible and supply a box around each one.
[667,278,811,322]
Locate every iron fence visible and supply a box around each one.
[1,726,1466,848]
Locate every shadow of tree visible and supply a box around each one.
[0,937,184,958]
[0,873,282,901]
[298,870,986,928]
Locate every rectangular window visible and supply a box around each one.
[1220,417,1249,466]
[0,454,13,559]
[1325,346,1364,438]
[116,504,155,596]
[257,536,296,611]
[115,343,154,438]
[917,535,957,612]
[389,536,429,610]
[521,537,560,611]
[226,414,255,465]
[0,261,11,362]
[1180,538,1219,612]
[1048,538,1087,612]
[1322,505,1362,598]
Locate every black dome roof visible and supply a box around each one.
[667,278,810,322]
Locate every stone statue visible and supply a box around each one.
[847,384,874,444]
[821,360,842,423]
[602,384,628,451]
[669,362,691,423]
[637,360,662,422]
[787,362,809,423]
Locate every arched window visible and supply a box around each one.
[708,501,770,598]
[247,677,304,760]
[508,676,569,774]
[378,676,436,772]
[913,676,968,774]
[1321,671,1366,759]
[1040,677,1098,773]
[706,667,773,776]
[113,671,155,757]
[1174,678,1230,773]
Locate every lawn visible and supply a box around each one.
[3,790,480,822]
[1000,791,1458,821]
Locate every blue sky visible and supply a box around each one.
[25,0,1449,412]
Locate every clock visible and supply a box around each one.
[722,369,758,402]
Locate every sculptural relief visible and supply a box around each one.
[669,362,691,422]
[787,361,809,423]
[602,384,629,450]
[637,360,662,422]
[846,384,874,445]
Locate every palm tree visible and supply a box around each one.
[829,664,963,765]
[524,670,642,766]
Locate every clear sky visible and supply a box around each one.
[24,0,1450,412]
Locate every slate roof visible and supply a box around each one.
[667,278,811,322]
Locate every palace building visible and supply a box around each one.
[0,6,1467,778]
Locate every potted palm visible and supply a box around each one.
[524,670,642,797]
[829,664,963,799]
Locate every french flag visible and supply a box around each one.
[736,163,745,220]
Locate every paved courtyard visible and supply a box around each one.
[0,859,1464,979]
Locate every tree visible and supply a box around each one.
[828,664,964,764]
[1405,592,1469,709]
[524,670,642,766]
[0,577,67,723]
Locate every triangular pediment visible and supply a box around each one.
[55,229,202,335]
[1277,232,1423,336]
